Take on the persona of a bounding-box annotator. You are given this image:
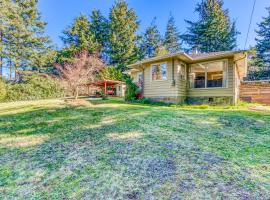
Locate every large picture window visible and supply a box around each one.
[189,60,228,88]
[151,63,167,81]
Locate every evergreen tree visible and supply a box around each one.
[90,9,109,54]
[181,0,239,53]
[98,66,123,81]
[164,14,181,53]
[255,7,270,72]
[108,0,139,71]
[61,14,99,55]
[1,0,51,79]
[140,18,163,58]
[0,0,11,76]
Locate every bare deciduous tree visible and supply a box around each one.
[55,51,105,99]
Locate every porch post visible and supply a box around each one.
[104,81,107,95]
[142,68,144,96]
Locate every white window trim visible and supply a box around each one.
[150,62,168,82]
[189,59,229,89]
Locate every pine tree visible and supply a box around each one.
[1,0,51,79]
[255,7,270,73]
[181,0,239,53]
[0,0,11,76]
[90,9,109,54]
[140,18,163,58]
[61,14,99,55]
[108,0,139,71]
[164,14,181,53]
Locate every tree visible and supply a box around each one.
[164,14,181,53]
[61,14,100,56]
[98,66,123,81]
[0,0,51,79]
[108,0,139,71]
[31,47,57,72]
[90,9,109,55]
[140,18,163,58]
[255,7,270,74]
[0,0,10,77]
[55,51,105,99]
[181,0,239,53]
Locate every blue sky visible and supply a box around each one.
[38,0,270,50]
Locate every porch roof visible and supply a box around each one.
[91,80,123,87]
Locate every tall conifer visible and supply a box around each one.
[108,0,139,71]
[61,14,99,55]
[255,7,270,71]
[181,0,238,53]
[164,14,181,53]
[140,18,163,58]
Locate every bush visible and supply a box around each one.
[125,78,140,101]
[133,98,171,106]
[136,98,152,104]
[4,73,65,102]
[0,78,6,101]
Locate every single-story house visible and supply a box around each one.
[127,51,247,105]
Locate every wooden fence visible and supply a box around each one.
[240,81,270,105]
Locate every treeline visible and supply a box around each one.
[0,0,270,80]
[58,0,239,72]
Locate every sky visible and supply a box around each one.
[38,0,270,50]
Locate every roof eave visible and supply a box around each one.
[127,50,247,68]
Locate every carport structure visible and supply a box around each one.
[91,80,124,96]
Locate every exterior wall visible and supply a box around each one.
[130,71,139,82]
[234,53,247,104]
[116,84,126,97]
[143,59,178,100]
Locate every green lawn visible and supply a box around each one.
[0,98,269,199]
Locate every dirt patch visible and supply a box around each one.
[65,99,92,107]
[247,105,270,112]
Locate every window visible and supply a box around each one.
[151,63,167,81]
[189,60,227,88]
[178,63,187,80]
[137,72,143,88]
[138,72,143,84]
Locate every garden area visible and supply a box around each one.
[0,98,269,199]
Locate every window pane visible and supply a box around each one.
[138,72,143,88]
[191,65,206,88]
[206,61,224,88]
[160,63,167,80]
[180,64,186,80]
[152,65,158,80]
[189,61,227,88]
[152,64,167,80]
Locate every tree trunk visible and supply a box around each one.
[75,86,79,100]
[0,56,2,78]
[0,32,3,77]
[9,59,12,80]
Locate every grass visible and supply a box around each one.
[0,98,269,199]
